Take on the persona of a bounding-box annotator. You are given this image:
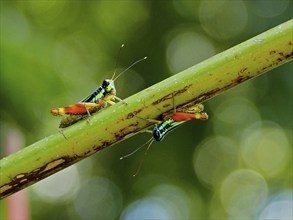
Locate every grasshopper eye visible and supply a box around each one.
[153,127,162,141]
[102,79,111,88]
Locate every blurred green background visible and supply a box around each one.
[0,0,292,219]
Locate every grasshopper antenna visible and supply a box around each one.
[132,138,154,177]
[112,44,125,80]
[120,137,153,160]
[112,56,147,81]
[119,137,154,177]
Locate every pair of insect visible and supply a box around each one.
[51,46,208,174]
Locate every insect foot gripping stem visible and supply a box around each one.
[59,129,68,140]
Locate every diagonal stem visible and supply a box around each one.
[0,19,292,200]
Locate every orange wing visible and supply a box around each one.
[171,112,208,122]
[50,100,107,116]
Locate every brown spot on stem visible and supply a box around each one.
[0,185,12,194]
[163,104,171,108]
[152,84,192,105]
[127,109,142,119]
[84,150,92,156]
[239,68,247,73]
[114,122,139,140]
[40,159,65,174]
[187,74,254,104]
[94,140,115,151]
[93,145,105,151]
[0,156,83,199]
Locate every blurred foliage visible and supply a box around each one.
[0,0,292,219]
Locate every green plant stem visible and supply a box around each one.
[1,19,292,199]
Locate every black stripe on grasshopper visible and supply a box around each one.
[152,118,185,141]
[80,79,121,106]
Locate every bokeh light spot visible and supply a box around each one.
[193,136,239,187]
[32,165,80,203]
[52,34,103,91]
[91,1,149,40]
[0,6,31,46]
[258,190,293,219]
[215,98,260,124]
[121,196,172,219]
[240,121,291,178]
[220,169,268,218]
[149,184,193,219]
[121,183,202,219]
[212,97,261,138]
[18,0,70,29]
[251,0,290,18]
[74,177,122,220]
[199,0,248,40]
[166,31,215,73]
[172,0,201,20]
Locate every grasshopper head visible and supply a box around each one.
[153,126,164,142]
[102,79,116,95]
